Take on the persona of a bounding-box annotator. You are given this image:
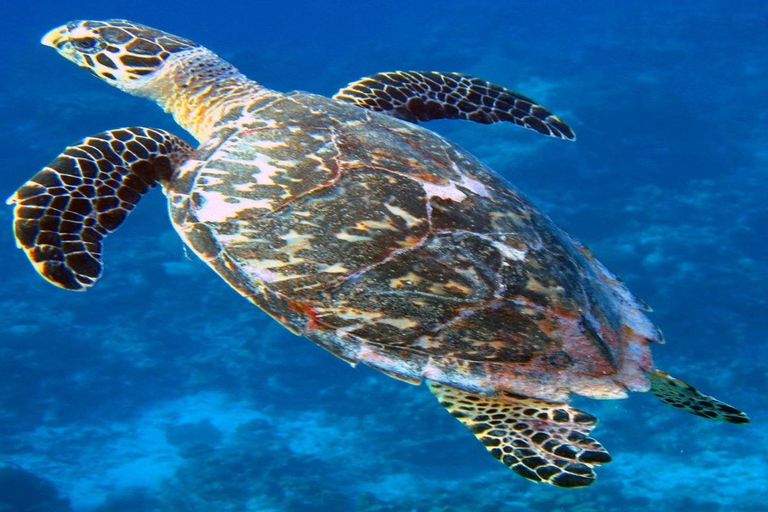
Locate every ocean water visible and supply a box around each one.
[0,1,766,510]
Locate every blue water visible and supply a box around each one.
[1,1,766,510]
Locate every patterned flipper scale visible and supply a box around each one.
[429,381,611,488]
[648,370,749,424]
[7,127,193,291]
[334,71,575,140]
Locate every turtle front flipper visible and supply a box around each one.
[648,370,749,424]
[428,382,611,488]
[334,71,575,140]
[7,127,193,291]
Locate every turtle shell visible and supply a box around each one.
[170,91,660,402]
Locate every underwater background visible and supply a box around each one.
[0,1,766,510]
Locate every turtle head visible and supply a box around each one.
[42,19,201,89]
[42,20,264,140]
[41,19,260,140]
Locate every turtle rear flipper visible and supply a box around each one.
[428,381,611,488]
[334,71,575,140]
[7,127,193,291]
[649,370,750,424]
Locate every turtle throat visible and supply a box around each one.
[121,46,272,141]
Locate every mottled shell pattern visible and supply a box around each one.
[170,89,660,403]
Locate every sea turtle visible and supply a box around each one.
[8,20,749,488]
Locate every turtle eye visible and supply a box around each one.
[73,37,98,50]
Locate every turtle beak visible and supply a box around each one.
[41,23,85,67]
[41,25,68,49]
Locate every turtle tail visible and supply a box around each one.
[7,127,193,291]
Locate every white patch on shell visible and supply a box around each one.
[492,241,527,261]
[236,152,282,185]
[318,263,350,273]
[340,310,384,321]
[251,140,286,149]
[198,175,226,187]
[457,174,492,198]
[269,273,310,283]
[335,231,373,242]
[244,266,277,283]
[356,345,423,384]
[421,173,492,203]
[233,182,258,193]
[204,133,285,186]
[422,181,467,202]
[174,159,205,182]
[376,317,419,330]
[235,110,278,130]
[279,230,314,243]
[384,204,422,228]
[278,230,314,256]
[193,190,271,222]
[354,218,398,231]
[251,259,291,270]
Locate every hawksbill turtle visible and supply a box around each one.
[8,20,749,488]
